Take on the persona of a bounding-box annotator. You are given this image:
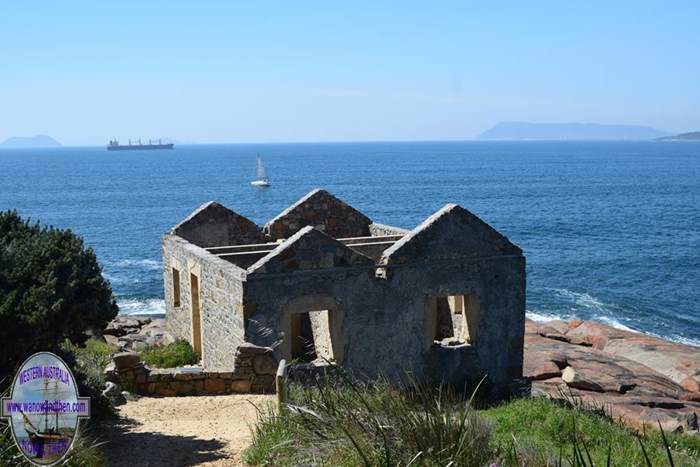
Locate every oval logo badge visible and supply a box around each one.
[1,352,90,466]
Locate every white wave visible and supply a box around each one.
[526,310,564,322]
[117,298,165,315]
[529,305,700,348]
[668,335,700,348]
[596,316,636,333]
[552,288,607,311]
[112,259,162,270]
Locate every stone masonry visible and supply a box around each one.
[108,343,277,397]
[162,188,526,395]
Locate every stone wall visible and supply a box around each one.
[264,189,373,240]
[173,201,266,248]
[109,344,277,396]
[162,234,246,370]
[347,241,396,262]
[162,190,525,395]
[248,226,374,275]
[242,203,526,390]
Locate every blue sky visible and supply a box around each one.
[1,1,699,145]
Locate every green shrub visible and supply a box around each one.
[0,210,118,382]
[140,339,199,368]
[59,337,118,419]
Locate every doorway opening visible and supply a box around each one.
[282,295,344,364]
[290,312,317,362]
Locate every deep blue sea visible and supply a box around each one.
[1,142,698,345]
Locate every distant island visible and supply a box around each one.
[0,135,62,148]
[478,122,669,141]
[656,131,700,141]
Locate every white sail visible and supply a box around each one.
[251,154,271,187]
[256,156,267,179]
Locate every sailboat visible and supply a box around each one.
[250,155,271,187]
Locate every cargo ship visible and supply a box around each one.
[107,139,174,151]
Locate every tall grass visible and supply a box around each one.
[247,370,495,466]
[246,367,700,466]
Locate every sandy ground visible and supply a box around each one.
[100,394,276,466]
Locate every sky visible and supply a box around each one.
[1,1,699,145]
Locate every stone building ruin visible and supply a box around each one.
[162,189,525,392]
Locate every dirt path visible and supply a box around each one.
[101,394,276,466]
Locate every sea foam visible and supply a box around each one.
[117,298,165,315]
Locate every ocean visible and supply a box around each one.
[1,141,698,345]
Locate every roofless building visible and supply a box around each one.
[162,189,525,394]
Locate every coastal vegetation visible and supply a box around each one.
[140,339,199,368]
[0,211,118,463]
[245,375,700,466]
[0,210,118,382]
[59,337,119,418]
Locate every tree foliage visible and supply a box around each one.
[0,210,118,381]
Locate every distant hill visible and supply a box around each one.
[478,122,669,141]
[656,131,700,141]
[0,135,62,148]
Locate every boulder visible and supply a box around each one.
[525,318,700,433]
[113,352,141,371]
[602,337,700,393]
[104,334,121,348]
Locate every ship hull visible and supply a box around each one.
[107,144,174,151]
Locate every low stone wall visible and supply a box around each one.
[107,343,277,397]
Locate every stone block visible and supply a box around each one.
[173,371,205,381]
[204,378,226,393]
[230,379,252,393]
[251,374,275,388]
[253,354,278,375]
[235,358,253,368]
[237,342,274,355]
[156,387,177,397]
[175,381,194,395]
[233,367,255,378]
[113,352,141,371]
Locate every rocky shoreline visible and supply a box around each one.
[525,318,700,434]
[105,314,700,433]
[103,314,172,351]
